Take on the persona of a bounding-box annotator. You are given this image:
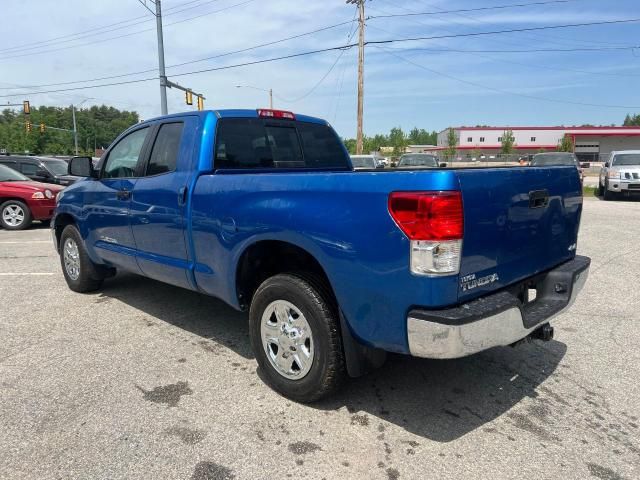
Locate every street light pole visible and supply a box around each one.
[72,105,78,155]
[235,85,274,108]
[71,98,93,155]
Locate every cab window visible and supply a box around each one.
[102,127,149,179]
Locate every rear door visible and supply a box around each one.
[129,117,196,289]
[456,166,583,302]
[84,126,151,272]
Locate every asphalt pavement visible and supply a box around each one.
[0,197,638,480]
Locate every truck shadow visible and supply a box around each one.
[311,341,566,442]
[98,272,254,359]
[99,272,566,442]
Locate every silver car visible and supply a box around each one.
[598,150,640,200]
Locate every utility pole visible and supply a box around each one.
[155,0,168,115]
[347,0,366,154]
[269,88,273,109]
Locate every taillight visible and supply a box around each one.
[257,109,295,120]
[388,191,464,276]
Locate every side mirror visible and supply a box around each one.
[35,168,50,178]
[439,162,447,168]
[69,156,96,178]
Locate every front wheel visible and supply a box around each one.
[59,225,104,292]
[249,273,345,403]
[0,200,32,230]
[603,182,615,201]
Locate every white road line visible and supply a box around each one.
[0,273,56,276]
[0,241,51,244]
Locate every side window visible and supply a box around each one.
[215,119,273,169]
[146,122,184,176]
[103,127,149,179]
[297,122,350,168]
[20,162,38,176]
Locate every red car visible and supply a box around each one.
[0,164,64,230]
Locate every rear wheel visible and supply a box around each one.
[249,273,345,403]
[59,225,104,292]
[0,200,32,230]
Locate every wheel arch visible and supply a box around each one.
[53,213,78,252]
[234,239,386,377]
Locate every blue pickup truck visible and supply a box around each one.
[53,109,590,402]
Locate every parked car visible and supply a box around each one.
[530,152,583,183]
[598,150,640,200]
[53,109,590,402]
[0,155,80,186]
[396,153,442,168]
[0,164,64,230]
[350,154,381,170]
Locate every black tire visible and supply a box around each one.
[597,182,604,197]
[0,200,33,230]
[59,225,104,293]
[249,273,345,403]
[603,182,614,201]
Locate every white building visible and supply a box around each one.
[435,126,640,162]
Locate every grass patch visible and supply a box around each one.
[583,185,598,197]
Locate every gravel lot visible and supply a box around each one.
[1,197,638,480]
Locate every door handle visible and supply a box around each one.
[178,186,188,206]
[116,189,131,201]
[529,189,549,209]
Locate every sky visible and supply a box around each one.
[1,0,639,138]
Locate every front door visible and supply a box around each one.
[85,126,151,273]
[129,118,194,289]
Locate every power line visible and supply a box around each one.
[0,0,256,61]
[3,17,640,107]
[0,45,360,99]
[0,19,355,90]
[368,0,576,19]
[279,13,360,103]
[0,0,224,55]
[374,46,640,109]
[366,17,640,46]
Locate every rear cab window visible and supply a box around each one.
[214,118,349,170]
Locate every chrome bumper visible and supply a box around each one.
[407,256,590,359]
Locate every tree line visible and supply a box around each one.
[0,105,139,156]
[343,127,438,155]
[624,113,640,126]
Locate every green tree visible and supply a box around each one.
[501,129,516,154]
[445,128,457,157]
[0,104,139,155]
[388,127,407,155]
[557,135,574,152]
[624,113,640,126]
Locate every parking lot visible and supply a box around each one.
[0,197,638,480]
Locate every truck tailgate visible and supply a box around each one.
[456,166,583,302]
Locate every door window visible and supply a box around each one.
[103,127,149,179]
[20,162,38,176]
[146,122,184,176]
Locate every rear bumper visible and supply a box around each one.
[407,255,590,359]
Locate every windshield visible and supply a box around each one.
[0,164,29,182]
[398,154,438,167]
[42,160,69,176]
[612,154,640,166]
[530,153,577,166]
[350,156,376,168]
